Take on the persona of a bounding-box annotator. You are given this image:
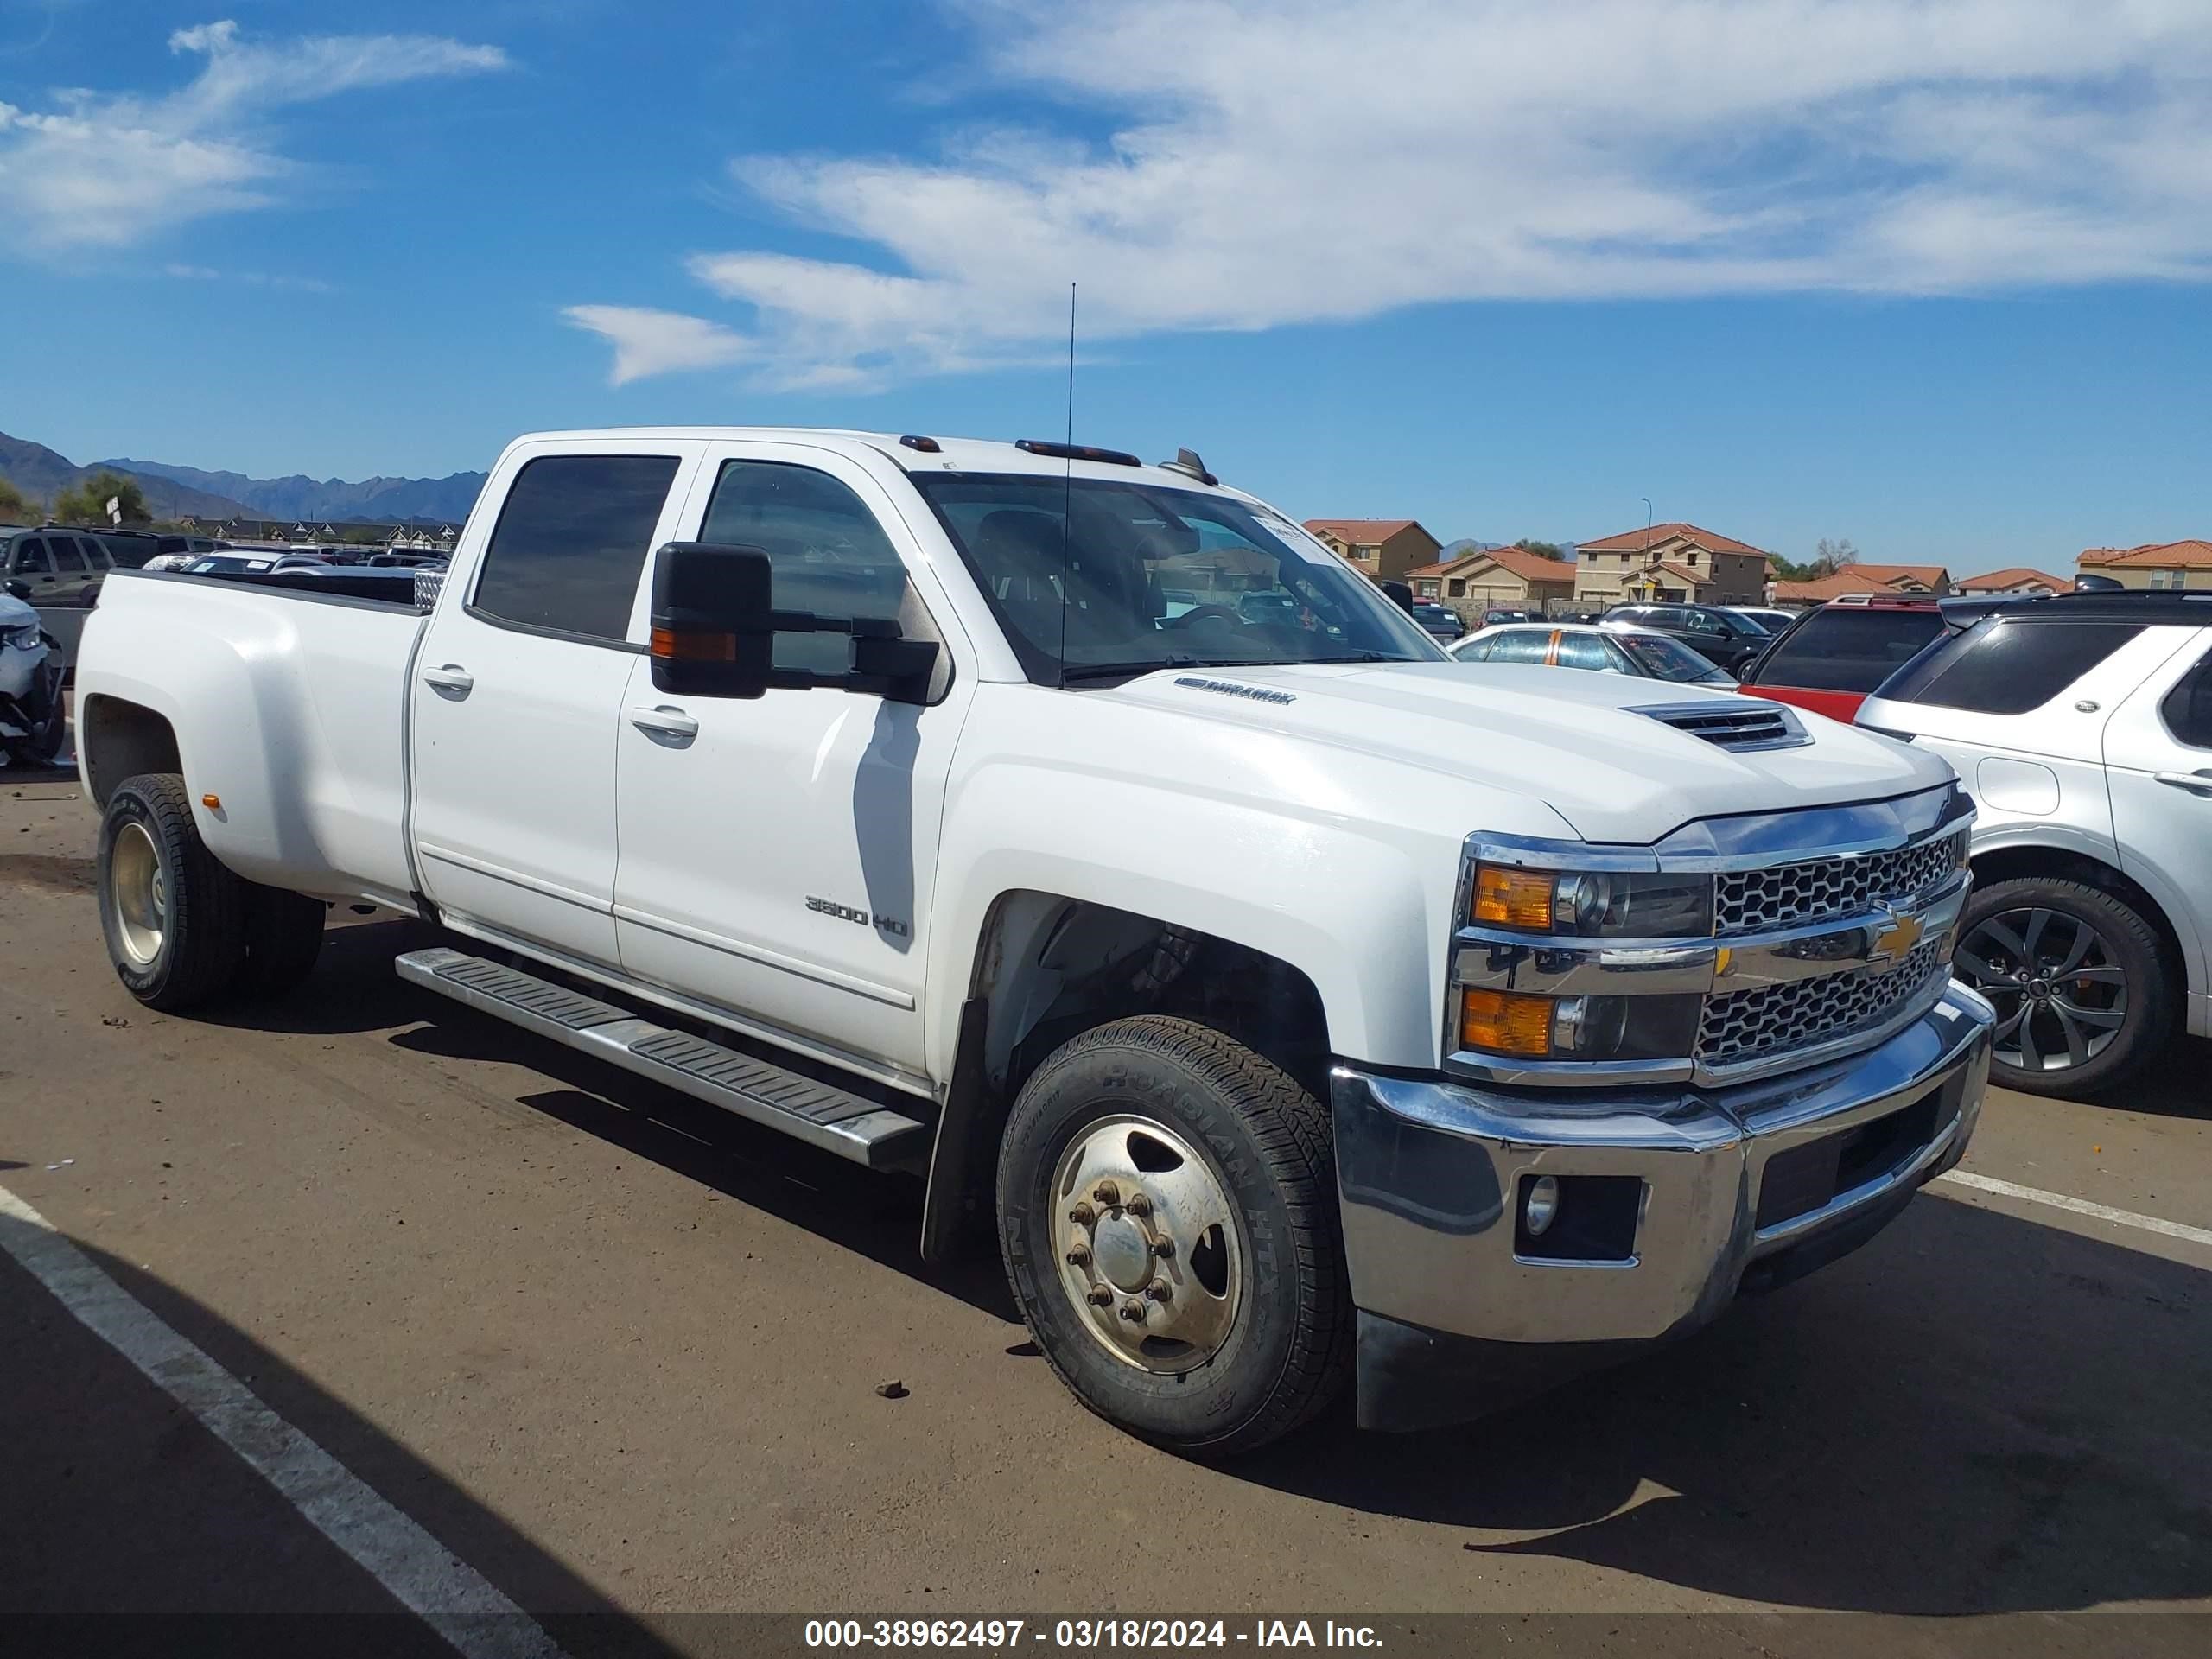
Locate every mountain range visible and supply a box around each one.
[0,429,485,524]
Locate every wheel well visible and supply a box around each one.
[80,696,181,808]
[1968,845,2183,972]
[921,893,1332,1260]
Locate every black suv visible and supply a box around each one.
[1601,603,1770,675]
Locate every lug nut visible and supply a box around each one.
[1065,1243,1092,1268]
[1152,1236,1175,1259]
[1144,1278,1172,1302]
[1092,1180,1121,1205]
[1119,1300,1147,1323]
[1086,1287,1114,1307]
[1125,1193,1153,1217]
[1068,1202,1095,1226]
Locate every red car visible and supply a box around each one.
[1735,597,1954,722]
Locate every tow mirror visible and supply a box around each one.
[649,542,938,703]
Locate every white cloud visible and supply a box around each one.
[0,18,507,249]
[563,306,756,385]
[573,0,2212,388]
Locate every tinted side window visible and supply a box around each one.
[84,539,112,569]
[2161,649,2212,749]
[53,539,86,573]
[699,461,907,673]
[1884,619,2146,715]
[1452,639,1494,661]
[472,454,679,642]
[15,537,52,573]
[1556,633,1614,671]
[1749,607,1948,692]
[1487,631,1550,664]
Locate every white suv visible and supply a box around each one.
[1859,593,2212,1094]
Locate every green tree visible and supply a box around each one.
[1513,538,1567,560]
[0,474,34,522]
[54,470,152,527]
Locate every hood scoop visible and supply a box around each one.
[1632,699,1809,753]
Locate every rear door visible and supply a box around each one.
[410,440,701,969]
[2103,632,2212,1031]
[1740,605,1948,721]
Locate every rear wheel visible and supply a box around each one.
[98,772,248,1011]
[996,1016,1351,1457]
[1953,877,2171,1096]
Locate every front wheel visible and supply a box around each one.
[996,1016,1351,1457]
[1952,877,2171,1096]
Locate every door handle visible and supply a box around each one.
[629,705,699,741]
[422,664,474,696]
[2153,770,2212,795]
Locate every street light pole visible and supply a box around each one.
[1639,497,1653,597]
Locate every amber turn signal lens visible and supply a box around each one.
[1459,988,1555,1058]
[1473,865,1553,929]
[650,627,737,662]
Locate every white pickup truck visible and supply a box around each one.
[75,428,1993,1454]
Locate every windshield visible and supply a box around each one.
[910,473,1440,682]
[1614,632,1730,682]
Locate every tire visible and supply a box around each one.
[97,772,248,1011]
[237,884,327,1000]
[1952,876,2172,1096]
[996,1016,1351,1457]
[3,653,64,766]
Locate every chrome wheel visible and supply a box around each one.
[108,821,168,968]
[1955,906,2126,1073]
[1049,1115,1243,1375]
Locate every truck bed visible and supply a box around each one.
[74,567,429,909]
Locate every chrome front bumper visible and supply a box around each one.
[1333,982,1993,1357]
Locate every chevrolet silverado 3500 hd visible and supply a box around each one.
[74,429,1993,1453]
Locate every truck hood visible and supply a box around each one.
[1099,661,1955,845]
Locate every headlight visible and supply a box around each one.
[3,624,41,651]
[1459,987,1701,1063]
[1471,863,1713,938]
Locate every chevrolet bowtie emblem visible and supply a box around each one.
[1870,909,1923,963]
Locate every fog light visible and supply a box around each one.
[1523,1173,1560,1236]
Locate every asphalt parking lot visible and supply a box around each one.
[3,748,2208,1657]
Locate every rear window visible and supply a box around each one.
[472,454,679,643]
[1746,607,1947,693]
[1878,618,2146,714]
[1617,632,1722,682]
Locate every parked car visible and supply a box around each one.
[1409,601,1465,642]
[1855,592,2211,1094]
[1450,621,1735,687]
[1480,607,1533,626]
[0,581,67,764]
[73,425,1990,1453]
[1601,602,1770,675]
[1728,606,1800,635]
[1733,597,1955,722]
[3,524,116,605]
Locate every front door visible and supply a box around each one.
[6,537,67,605]
[410,442,698,968]
[2104,635,2212,1023]
[612,443,969,1083]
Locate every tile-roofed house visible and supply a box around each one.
[1771,563,1952,607]
[1301,518,1440,584]
[2077,539,2212,590]
[1572,521,1770,608]
[1407,545,1576,620]
[1955,567,2070,596]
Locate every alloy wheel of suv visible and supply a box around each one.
[1956,906,2126,1073]
[1951,875,2171,1095]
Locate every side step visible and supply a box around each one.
[396,947,931,1171]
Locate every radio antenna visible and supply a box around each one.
[1058,281,1075,685]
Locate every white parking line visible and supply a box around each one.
[0,1184,566,1659]
[1936,1170,2212,1249]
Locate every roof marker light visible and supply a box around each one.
[899,435,942,453]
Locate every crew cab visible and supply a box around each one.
[73,428,1993,1453]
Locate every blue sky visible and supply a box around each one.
[4,0,2209,575]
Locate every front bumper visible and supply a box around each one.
[1333,983,1993,1429]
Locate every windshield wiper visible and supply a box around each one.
[1058,657,1206,683]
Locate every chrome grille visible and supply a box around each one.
[1697,940,1947,1067]
[1715,830,1966,934]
